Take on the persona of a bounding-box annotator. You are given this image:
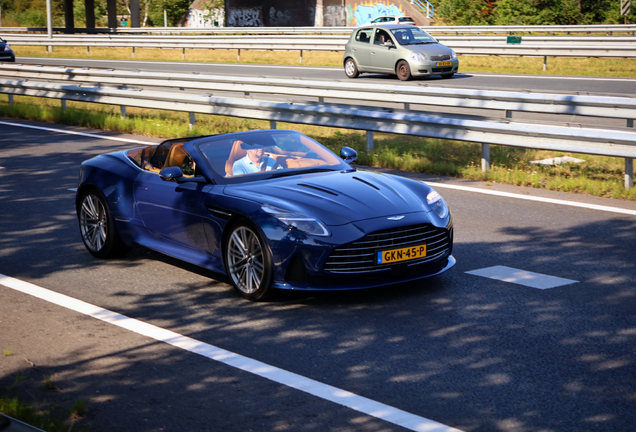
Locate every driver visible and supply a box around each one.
[232,144,277,175]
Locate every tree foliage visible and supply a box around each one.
[436,0,635,25]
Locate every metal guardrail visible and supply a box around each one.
[1,64,634,123]
[0,66,633,188]
[2,24,636,35]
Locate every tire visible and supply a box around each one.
[344,58,359,79]
[396,60,412,81]
[77,189,130,258]
[440,73,455,79]
[223,220,274,301]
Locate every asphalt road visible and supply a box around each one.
[15,56,636,97]
[1,119,636,432]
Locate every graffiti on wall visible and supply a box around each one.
[268,7,293,26]
[186,8,225,27]
[349,2,404,26]
[323,5,346,26]
[227,7,264,27]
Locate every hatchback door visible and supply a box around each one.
[369,28,397,72]
[349,28,374,69]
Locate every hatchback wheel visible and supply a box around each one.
[344,58,359,79]
[396,60,412,81]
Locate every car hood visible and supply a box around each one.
[223,170,433,226]
[406,43,453,57]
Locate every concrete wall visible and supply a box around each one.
[344,0,434,26]
[225,0,316,26]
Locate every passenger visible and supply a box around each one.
[232,145,277,175]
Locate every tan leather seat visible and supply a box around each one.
[225,140,246,176]
[164,143,187,169]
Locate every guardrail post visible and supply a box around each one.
[270,120,277,129]
[182,48,186,60]
[505,110,512,119]
[8,94,14,106]
[87,46,90,56]
[120,106,127,119]
[366,131,374,152]
[300,50,303,64]
[543,56,547,71]
[132,47,136,58]
[481,144,490,172]
[189,112,195,131]
[237,49,241,61]
[61,99,67,111]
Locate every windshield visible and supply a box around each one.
[196,130,351,182]
[390,27,437,45]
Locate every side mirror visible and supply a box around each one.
[383,41,395,48]
[159,166,205,183]
[340,147,358,164]
[159,166,184,181]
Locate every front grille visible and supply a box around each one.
[431,55,451,61]
[432,67,453,73]
[324,224,451,273]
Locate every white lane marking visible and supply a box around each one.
[463,73,636,83]
[0,273,462,432]
[427,182,636,217]
[466,266,578,289]
[0,121,157,145]
[1,120,633,217]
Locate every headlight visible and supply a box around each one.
[426,190,449,219]
[410,52,427,62]
[451,50,457,60]
[4,44,11,52]
[262,204,330,237]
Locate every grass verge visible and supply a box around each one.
[2,95,634,201]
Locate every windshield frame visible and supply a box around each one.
[194,130,352,184]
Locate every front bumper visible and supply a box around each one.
[410,59,459,77]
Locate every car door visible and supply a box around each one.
[350,28,374,69]
[133,142,212,253]
[370,28,396,72]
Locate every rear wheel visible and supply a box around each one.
[224,220,274,301]
[344,58,359,78]
[396,60,412,81]
[77,189,130,258]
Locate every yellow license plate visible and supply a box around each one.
[377,244,427,264]
[437,61,452,67]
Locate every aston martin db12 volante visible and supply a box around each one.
[76,129,455,300]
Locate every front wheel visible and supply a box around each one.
[344,58,359,79]
[224,220,274,301]
[396,60,412,81]
[77,189,130,258]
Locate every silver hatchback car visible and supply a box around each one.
[343,24,458,81]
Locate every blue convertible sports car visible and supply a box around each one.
[76,129,455,301]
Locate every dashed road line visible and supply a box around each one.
[465,266,579,289]
[0,273,462,432]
